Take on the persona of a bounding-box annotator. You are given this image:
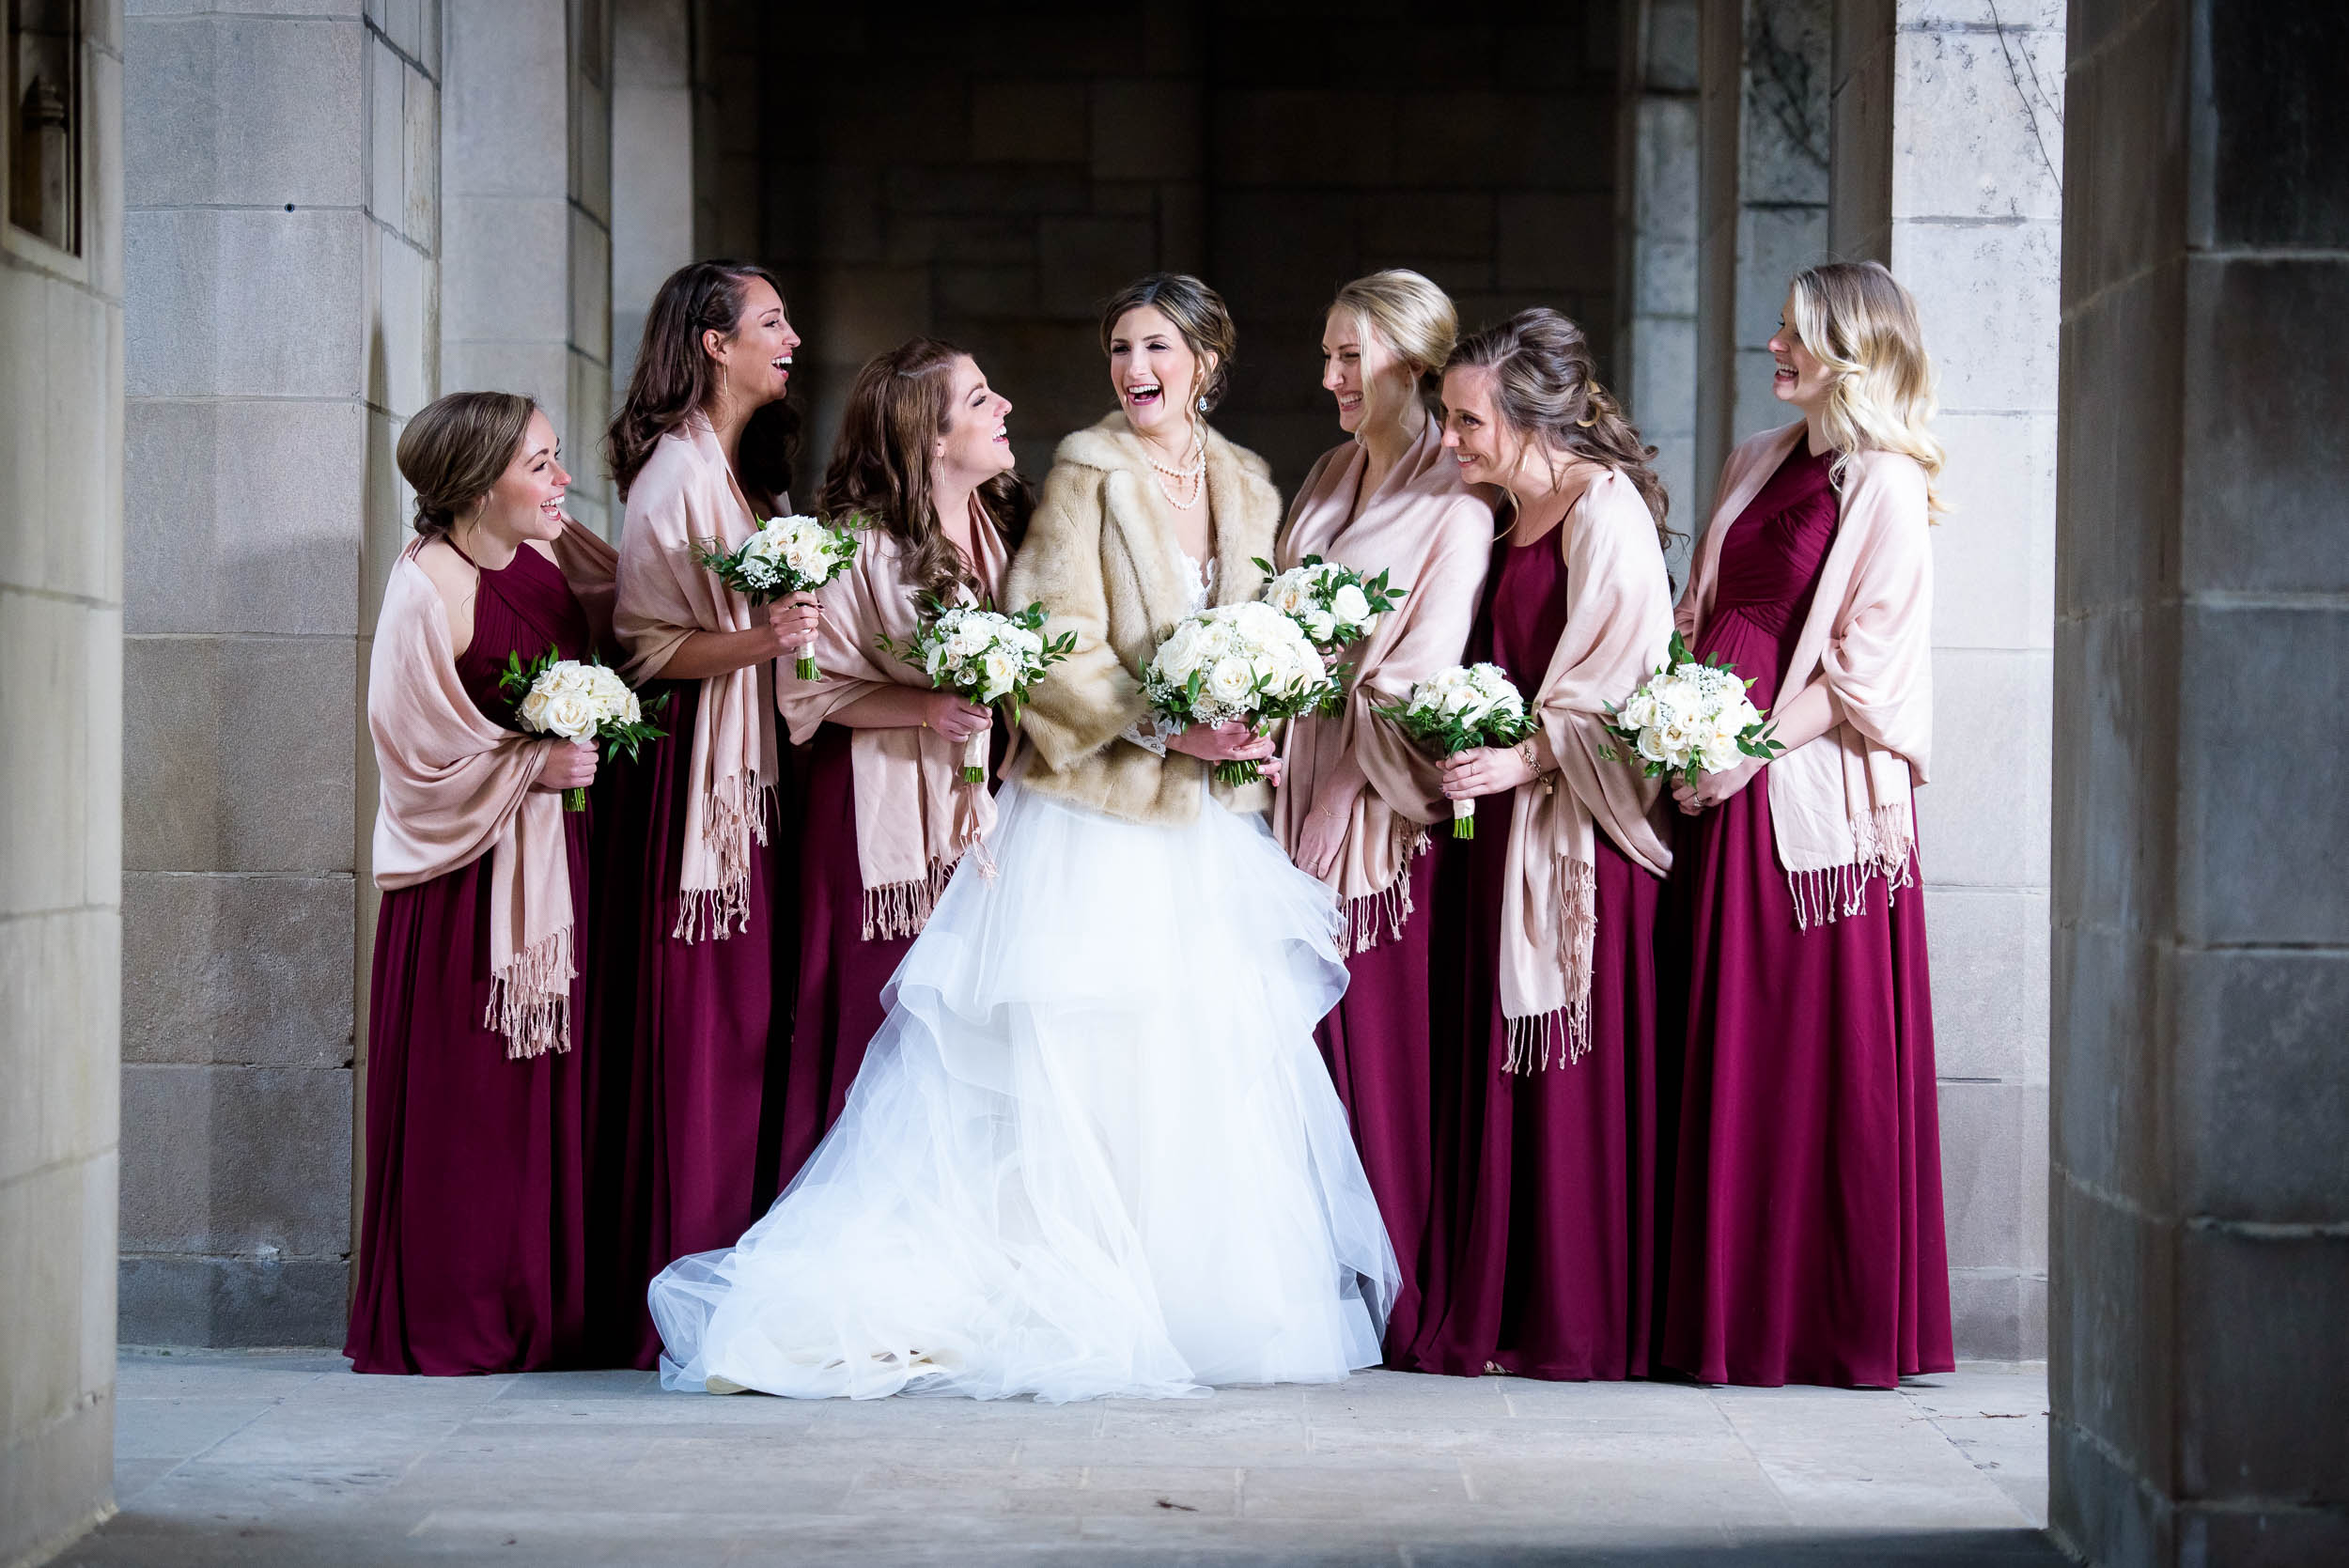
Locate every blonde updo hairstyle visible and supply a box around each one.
[1786,260,1947,516]
[397,390,537,540]
[1329,268,1457,428]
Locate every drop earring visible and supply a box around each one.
[1196,396,1208,414]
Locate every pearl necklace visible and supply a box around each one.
[1144,427,1206,511]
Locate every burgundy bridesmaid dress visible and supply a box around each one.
[1318,852,1438,1358]
[1397,528,1664,1382]
[590,675,795,1369]
[1658,441,1953,1389]
[347,544,593,1375]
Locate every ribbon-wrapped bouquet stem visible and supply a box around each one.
[1380,663,1539,838]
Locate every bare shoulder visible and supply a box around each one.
[412,537,474,605]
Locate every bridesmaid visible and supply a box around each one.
[774,338,1032,1183]
[1659,260,1952,1389]
[350,392,613,1374]
[1394,310,1676,1382]
[1270,270,1491,1354]
[601,260,821,1365]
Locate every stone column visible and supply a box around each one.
[440,0,613,535]
[1694,0,1831,521]
[2052,1,2349,1560]
[612,0,694,393]
[119,0,441,1345]
[1,6,123,1555]
[1616,0,1702,578]
[1829,0,2061,1362]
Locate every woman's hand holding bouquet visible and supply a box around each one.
[883,598,1077,783]
[499,648,671,811]
[697,513,861,680]
[1143,601,1340,787]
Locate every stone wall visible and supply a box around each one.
[725,1,1620,495]
[117,0,443,1348]
[2051,0,2349,1560]
[1615,0,1701,577]
[0,2,123,1560]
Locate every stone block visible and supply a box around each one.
[2177,1225,2349,1502]
[125,208,367,400]
[443,340,570,418]
[2177,603,2349,945]
[2050,1405,2172,1568]
[1395,91,1613,192]
[1826,8,1892,258]
[0,1350,110,1568]
[372,222,435,419]
[1035,216,1155,320]
[123,11,366,210]
[1891,22,2063,224]
[611,85,693,300]
[2050,606,2174,936]
[0,1156,111,1441]
[442,194,569,346]
[124,399,365,636]
[1914,646,2049,888]
[2056,260,2181,619]
[1733,203,1827,348]
[1158,179,1205,272]
[1643,0,1702,90]
[1936,1079,2046,1271]
[0,593,116,918]
[2050,922,2162,1206]
[0,269,118,604]
[122,873,354,1067]
[882,165,1091,220]
[1924,886,2048,1083]
[122,634,356,874]
[574,71,612,226]
[972,79,1088,163]
[378,0,428,63]
[1949,1266,2049,1362]
[0,910,119,1188]
[118,1063,353,1255]
[1932,410,2055,652]
[614,0,689,86]
[2206,0,2349,249]
[117,1252,350,1347]
[1633,96,1700,241]
[1360,192,1495,262]
[1495,193,1613,292]
[1626,314,1698,440]
[402,68,440,252]
[442,0,567,198]
[1210,191,1357,319]
[804,266,931,371]
[2185,255,2349,596]
[936,265,1037,321]
[1091,79,1202,182]
[124,0,363,16]
[2186,1506,2349,1565]
[2173,948,2349,1223]
[2048,1177,2173,1487]
[1894,217,2061,414]
[569,205,612,365]
[1214,90,1392,188]
[1739,4,1830,209]
[2058,0,2184,312]
[366,32,406,226]
[881,213,1034,270]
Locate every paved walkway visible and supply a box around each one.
[64,1351,2059,1566]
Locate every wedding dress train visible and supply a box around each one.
[647,774,1398,1401]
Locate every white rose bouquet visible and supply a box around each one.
[1252,553,1406,657]
[880,597,1078,783]
[1598,630,1783,789]
[1377,663,1540,839]
[1142,599,1341,787]
[497,646,670,812]
[694,512,861,681]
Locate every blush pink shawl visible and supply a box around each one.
[614,414,782,942]
[777,505,1009,940]
[1501,471,1675,1070]
[369,539,582,1059]
[1677,422,1933,927]
[1270,420,1494,950]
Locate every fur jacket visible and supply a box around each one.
[1005,412,1283,825]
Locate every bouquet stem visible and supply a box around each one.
[564,786,587,814]
[960,730,988,785]
[1213,759,1262,788]
[795,654,820,682]
[1452,796,1475,840]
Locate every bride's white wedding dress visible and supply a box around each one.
[648,562,1398,1404]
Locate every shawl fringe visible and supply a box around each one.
[1339,830,1430,955]
[1785,804,1918,930]
[861,852,966,942]
[484,924,575,1060]
[1502,855,1597,1073]
[673,777,775,944]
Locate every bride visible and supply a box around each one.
[648,272,1398,1402]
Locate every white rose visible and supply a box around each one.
[1330,583,1371,624]
[1618,690,1657,729]
[540,688,599,740]
[1636,726,1669,764]
[1206,656,1256,707]
[518,686,555,732]
[978,650,1017,701]
[1700,737,1744,774]
[1302,609,1338,644]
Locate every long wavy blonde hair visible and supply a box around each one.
[1787,260,1947,516]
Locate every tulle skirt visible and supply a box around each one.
[648,778,1399,1402]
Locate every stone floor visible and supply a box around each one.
[61,1351,2060,1566]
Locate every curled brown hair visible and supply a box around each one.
[1098,272,1237,413]
[1446,309,1672,546]
[397,391,537,539]
[817,338,1034,602]
[606,259,799,510]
